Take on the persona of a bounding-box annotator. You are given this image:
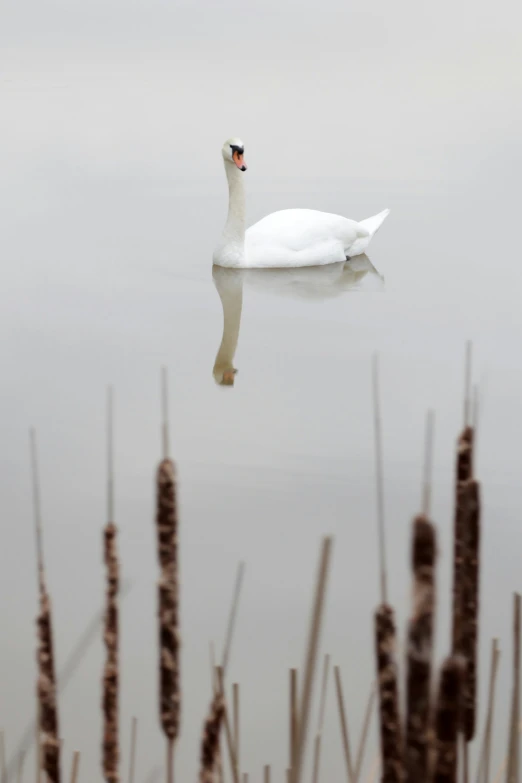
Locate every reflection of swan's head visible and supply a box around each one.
[222,138,247,172]
[213,366,238,387]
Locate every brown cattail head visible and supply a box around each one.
[102,522,119,782]
[156,458,180,741]
[199,692,225,783]
[36,587,61,783]
[405,515,436,783]
[460,479,480,742]
[451,426,474,655]
[433,656,464,783]
[374,603,403,783]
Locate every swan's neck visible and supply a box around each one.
[222,163,246,245]
[213,271,243,380]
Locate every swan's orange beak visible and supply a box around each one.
[232,150,247,171]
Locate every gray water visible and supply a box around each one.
[1,0,522,781]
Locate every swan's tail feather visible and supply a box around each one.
[359,208,390,239]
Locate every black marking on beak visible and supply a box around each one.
[230,144,244,155]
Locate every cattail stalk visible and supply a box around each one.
[293,537,333,783]
[405,515,436,783]
[354,684,376,782]
[264,766,271,783]
[374,605,403,783]
[17,749,24,783]
[311,655,330,783]
[506,594,521,783]
[70,752,80,783]
[199,690,225,783]
[128,718,137,783]
[451,426,473,655]
[31,431,61,783]
[233,683,240,776]
[432,656,463,783]
[334,666,354,783]
[155,369,180,783]
[476,639,500,783]
[290,669,298,776]
[0,732,6,783]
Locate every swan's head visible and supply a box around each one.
[222,138,247,172]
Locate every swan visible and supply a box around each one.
[212,255,383,385]
[213,138,390,269]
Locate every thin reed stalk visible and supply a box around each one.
[353,684,376,782]
[293,537,333,783]
[233,683,240,776]
[128,717,137,783]
[311,654,330,783]
[17,750,24,783]
[70,752,80,783]
[374,605,403,783]
[334,666,354,783]
[264,765,271,783]
[432,656,463,783]
[155,370,181,783]
[31,430,61,783]
[221,563,245,678]
[506,594,521,783]
[476,639,500,783]
[290,669,298,776]
[0,732,6,783]
[216,668,240,783]
[405,515,436,783]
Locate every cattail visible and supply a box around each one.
[156,369,181,783]
[102,390,120,783]
[374,605,403,783]
[405,515,436,783]
[451,426,473,654]
[31,430,61,783]
[199,691,225,783]
[460,479,480,742]
[102,522,120,782]
[432,656,463,783]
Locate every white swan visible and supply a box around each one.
[213,138,390,269]
[212,255,383,385]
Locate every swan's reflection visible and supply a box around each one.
[212,255,384,386]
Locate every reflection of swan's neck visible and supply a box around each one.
[222,163,246,246]
[213,271,243,383]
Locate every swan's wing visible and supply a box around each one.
[245,209,362,267]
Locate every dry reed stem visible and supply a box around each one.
[216,668,240,783]
[17,750,24,783]
[233,684,240,776]
[290,669,298,775]
[311,655,330,783]
[264,765,271,783]
[492,722,522,783]
[432,656,464,783]
[199,691,225,783]
[476,639,500,783]
[507,594,521,783]
[405,515,436,783]
[460,479,481,742]
[69,752,80,783]
[221,563,245,679]
[374,604,403,783]
[102,522,120,782]
[293,537,333,783]
[451,426,473,655]
[334,666,354,783]
[242,775,248,783]
[0,732,6,783]
[354,684,376,782]
[128,718,137,783]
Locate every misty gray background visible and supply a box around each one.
[1,0,522,780]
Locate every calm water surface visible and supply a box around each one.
[1,171,522,780]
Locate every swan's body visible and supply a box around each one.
[213,137,390,269]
